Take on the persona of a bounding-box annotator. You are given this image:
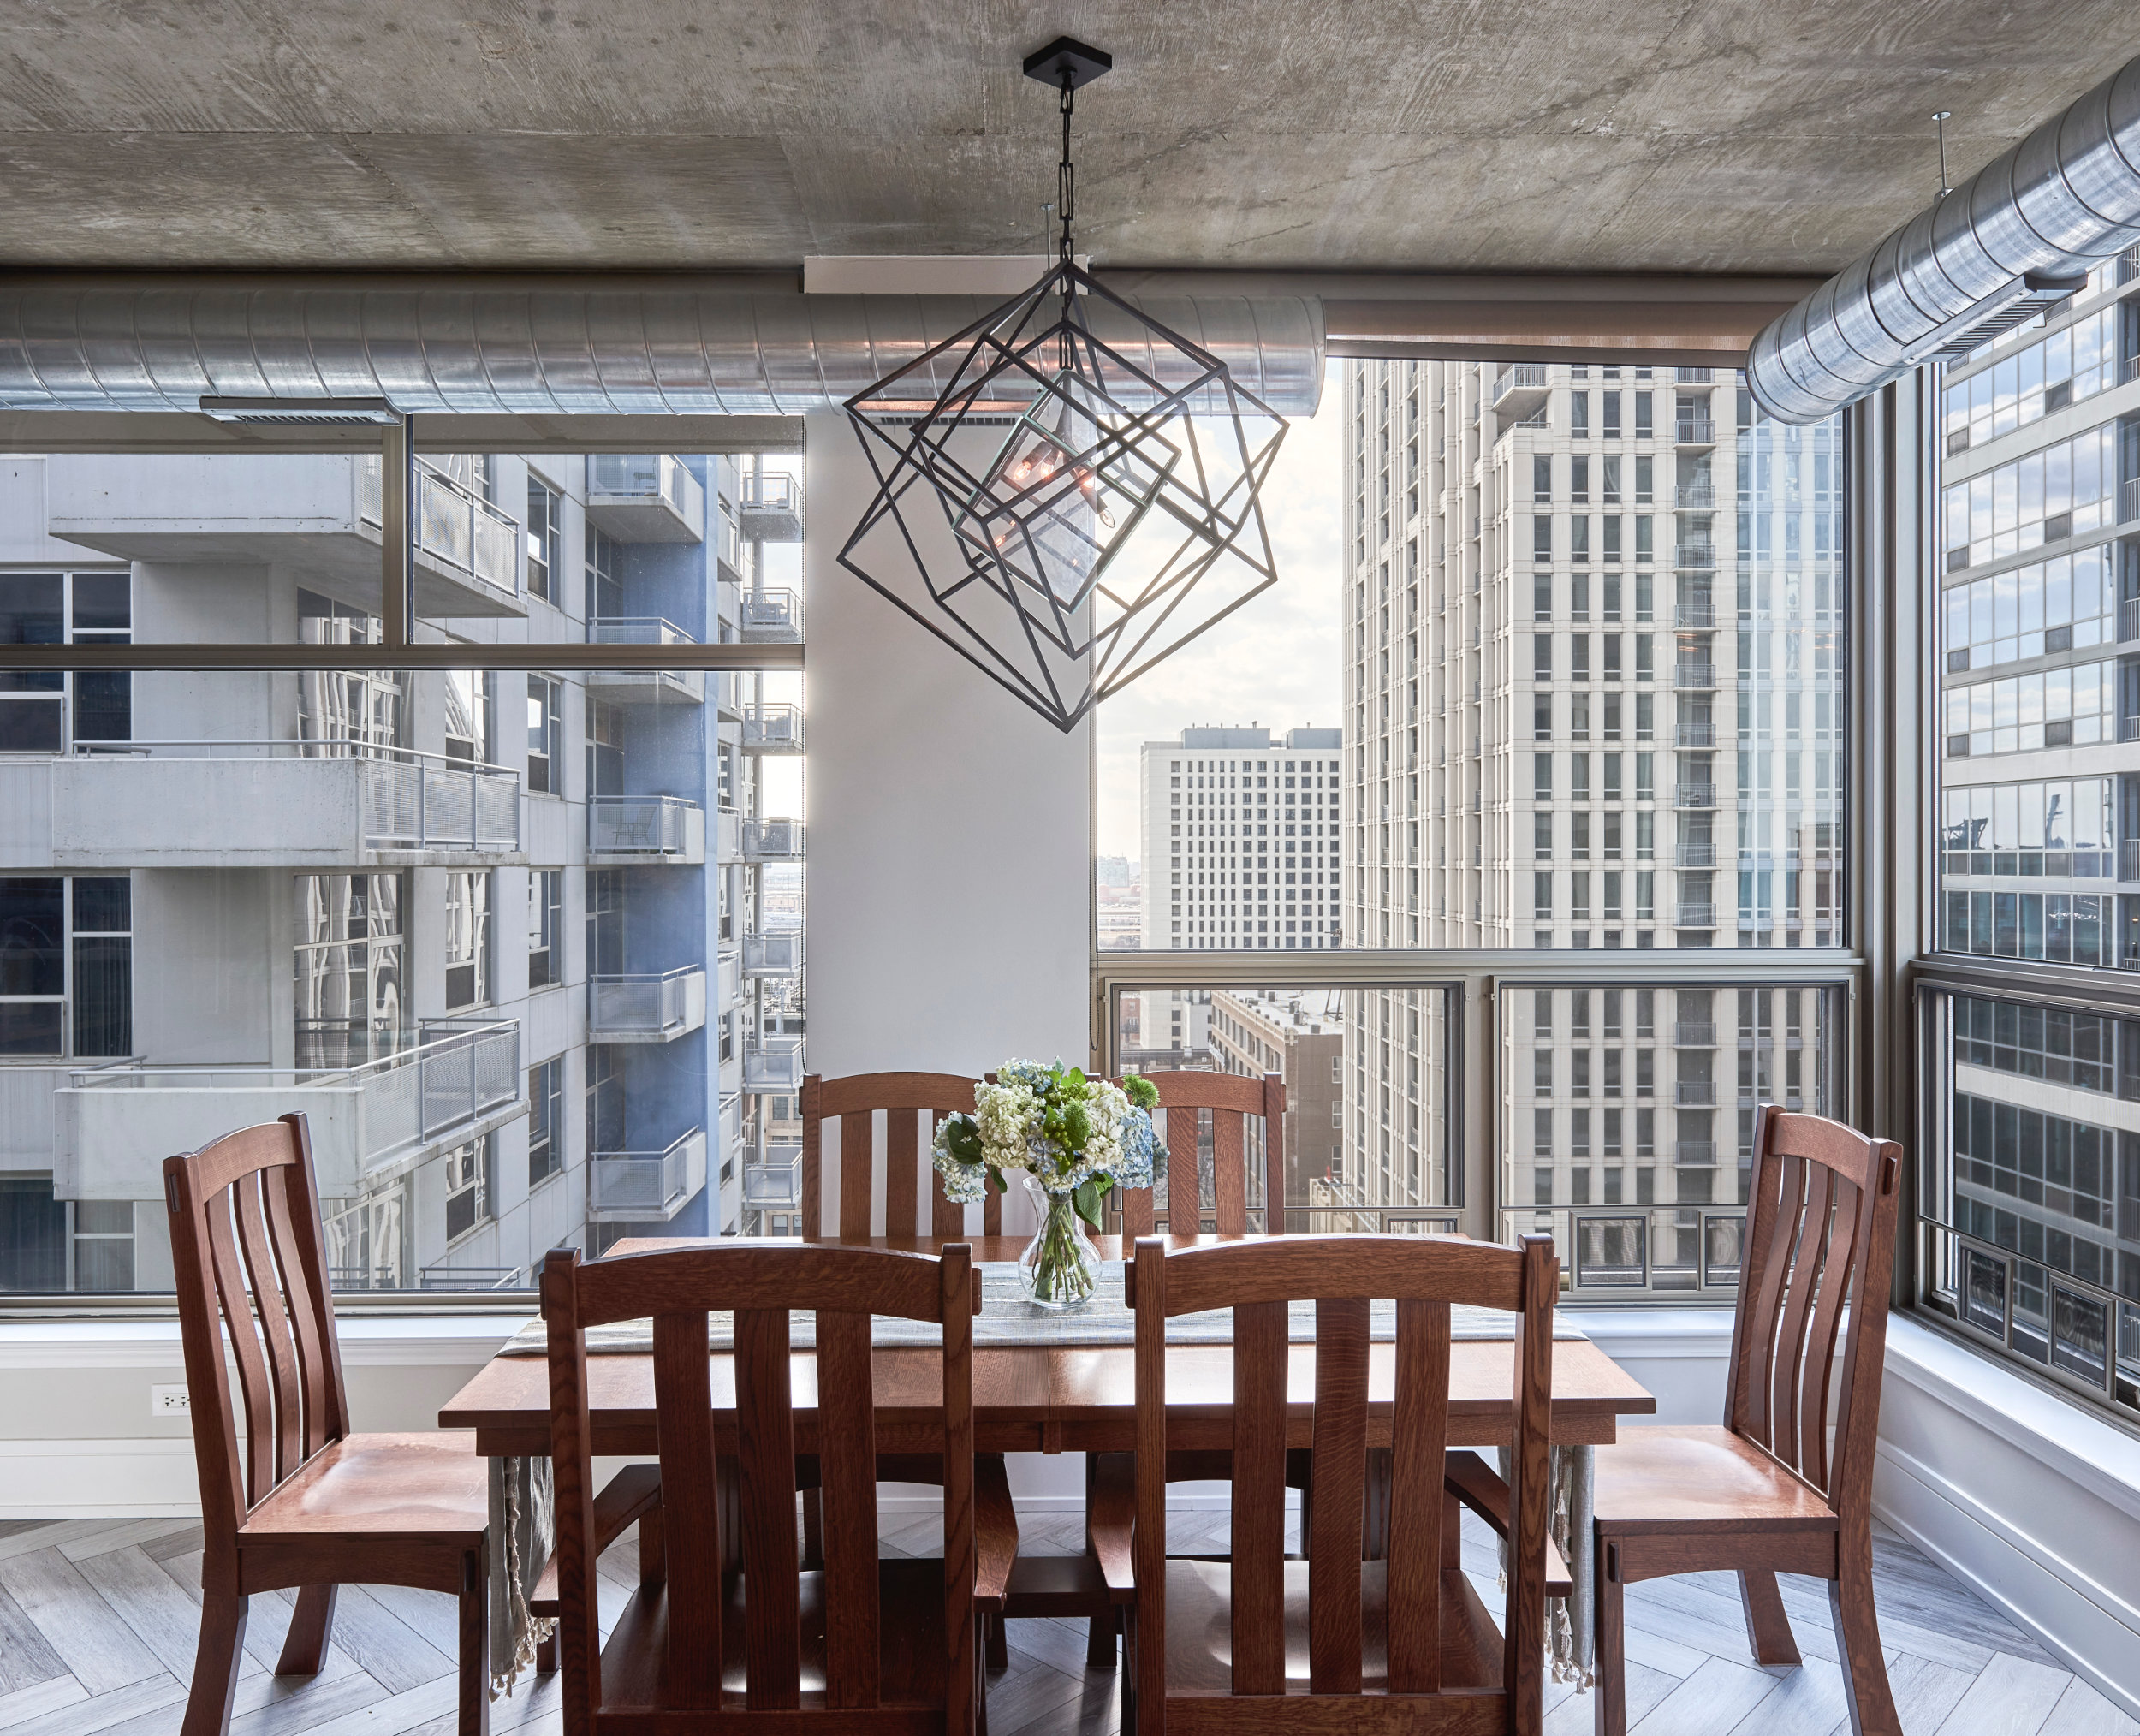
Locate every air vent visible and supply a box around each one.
[198,395,401,425]
[1928,272,2092,364]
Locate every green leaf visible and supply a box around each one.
[1073,1178,1103,1228]
[987,1167,1007,1194]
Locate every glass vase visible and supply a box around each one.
[1017,1175,1100,1309]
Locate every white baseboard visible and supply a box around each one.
[0,1438,202,1519]
[1873,1317,2140,1721]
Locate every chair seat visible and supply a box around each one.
[598,1559,953,1709]
[238,1431,489,1542]
[1592,1424,1840,1537]
[1158,1559,1503,1696]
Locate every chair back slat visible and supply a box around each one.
[1385,1297,1451,1693]
[650,1311,723,1706]
[816,1312,880,1708]
[1120,1071,1285,1236]
[229,1176,305,1484]
[1228,1299,1288,1696]
[1307,1295,1370,1693]
[800,1073,997,1240]
[1724,1108,1905,1517]
[735,1307,803,1709]
[163,1115,349,1553]
[1130,1234,1556,1730]
[543,1241,979,1727]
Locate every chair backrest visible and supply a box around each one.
[800,1072,1000,1240]
[1117,1070,1285,1237]
[1127,1234,1557,1733]
[544,1241,979,1730]
[1723,1106,1902,1516]
[162,1113,350,1550]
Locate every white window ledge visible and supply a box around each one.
[0,1311,532,1370]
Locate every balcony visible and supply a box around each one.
[1673,663,1718,690]
[740,587,804,643]
[58,1020,520,1199]
[587,1127,707,1222]
[1675,484,1716,509]
[1676,600,1716,629]
[743,1144,804,1209]
[1677,843,1721,866]
[2123,840,2140,884]
[44,453,524,619]
[742,817,806,861]
[744,930,804,978]
[1674,1140,1718,1166]
[1676,722,1717,748]
[1676,902,1719,927]
[2124,475,2140,526]
[0,741,520,871]
[588,966,708,1043]
[2121,597,2140,645]
[716,807,745,862]
[586,618,705,705]
[1674,544,1717,572]
[743,1037,805,1092]
[1675,1081,1718,1107]
[587,795,705,864]
[739,472,804,542]
[1674,782,1719,809]
[1674,418,1717,446]
[1675,1021,1718,1046]
[1489,364,1551,420]
[740,703,805,754]
[585,455,704,544]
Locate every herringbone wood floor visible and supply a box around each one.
[0,1507,2127,1736]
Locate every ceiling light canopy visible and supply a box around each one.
[836,39,1289,733]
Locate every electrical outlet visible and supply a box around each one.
[150,1384,190,1418]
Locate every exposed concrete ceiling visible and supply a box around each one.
[0,2,2131,278]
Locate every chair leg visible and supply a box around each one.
[182,1591,248,1736]
[275,1584,338,1675]
[800,1485,824,1570]
[1084,1608,1115,1668]
[985,1610,1008,1672]
[534,1634,556,1676]
[1829,1549,1902,1736]
[1593,1542,1626,1736]
[1738,1569,1802,1668]
[459,1549,490,1736]
[639,1503,665,1590]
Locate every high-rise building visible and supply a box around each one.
[1932,255,2140,1356]
[1208,988,1342,1228]
[1340,359,1845,1260]
[0,449,806,1292]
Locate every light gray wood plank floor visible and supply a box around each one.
[0,1510,2124,1736]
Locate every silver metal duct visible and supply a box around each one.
[0,277,1324,419]
[1748,53,2140,425]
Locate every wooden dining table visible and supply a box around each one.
[438,1233,1656,1675]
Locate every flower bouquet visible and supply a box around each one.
[932,1061,1160,1308]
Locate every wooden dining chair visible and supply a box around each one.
[800,1071,1002,1240]
[1590,1106,1904,1736]
[1117,1070,1286,1238]
[163,1114,491,1736]
[1123,1232,1564,1736]
[542,1240,984,1734]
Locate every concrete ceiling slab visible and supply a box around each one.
[0,1,2129,275]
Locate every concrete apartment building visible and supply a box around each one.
[1208,988,1342,1228]
[0,448,807,1293]
[1933,253,2140,1360]
[1340,357,1844,1284]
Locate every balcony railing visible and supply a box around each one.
[1675,1141,1718,1166]
[2123,475,2140,526]
[1674,418,1716,444]
[1676,601,1715,629]
[1673,663,1718,689]
[419,1263,522,1292]
[590,453,692,514]
[1675,366,1715,384]
[743,1037,805,1092]
[1674,783,1718,809]
[588,795,704,860]
[738,473,804,541]
[1675,1020,1718,1045]
[2120,839,2140,883]
[588,1127,706,1222]
[360,455,520,603]
[740,588,804,643]
[744,1144,804,1209]
[1677,842,1719,865]
[743,930,804,977]
[1673,544,1717,569]
[1675,722,1716,747]
[1676,902,1719,926]
[743,817,806,861]
[62,1020,520,1191]
[588,966,707,1041]
[1490,364,1550,408]
[587,618,706,703]
[1675,484,1716,508]
[70,739,520,853]
[2121,597,2140,645]
[740,704,805,753]
[1674,1081,1718,1107]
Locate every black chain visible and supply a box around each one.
[1057,72,1076,268]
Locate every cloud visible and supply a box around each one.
[1094,361,1344,861]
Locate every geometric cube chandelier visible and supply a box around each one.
[837,38,1288,732]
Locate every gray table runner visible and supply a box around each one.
[496,1260,1585,1355]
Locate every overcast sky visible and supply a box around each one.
[1093,360,1344,863]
